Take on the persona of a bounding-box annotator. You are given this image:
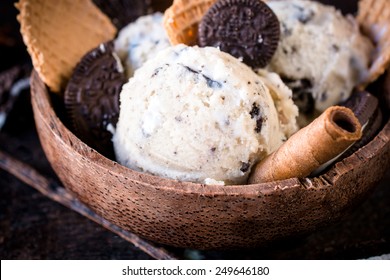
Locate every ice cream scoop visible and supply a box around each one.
[113,44,298,185]
[266,0,374,125]
[115,12,171,78]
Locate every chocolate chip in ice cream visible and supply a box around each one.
[240,162,250,173]
[93,0,152,30]
[64,41,126,158]
[182,65,222,89]
[292,4,315,24]
[282,77,315,114]
[198,0,280,68]
[249,102,264,133]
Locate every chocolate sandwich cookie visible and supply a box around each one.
[198,0,280,68]
[93,0,153,30]
[341,91,383,158]
[64,41,126,159]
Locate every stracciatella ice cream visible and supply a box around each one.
[113,45,298,185]
[266,0,373,124]
[115,12,171,78]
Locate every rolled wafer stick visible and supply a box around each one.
[248,106,362,184]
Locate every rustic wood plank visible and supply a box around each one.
[0,149,177,260]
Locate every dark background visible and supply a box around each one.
[1,0,389,260]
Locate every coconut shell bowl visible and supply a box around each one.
[30,1,389,250]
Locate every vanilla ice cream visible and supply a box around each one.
[115,12,171,78]
[266,0,373,124]
[113,45,298,185]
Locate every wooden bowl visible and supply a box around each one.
[29,0,390,249]
[30,68,390,249]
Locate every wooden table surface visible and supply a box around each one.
[1,0,389,260]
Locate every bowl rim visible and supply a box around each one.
[30,70,390,195]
